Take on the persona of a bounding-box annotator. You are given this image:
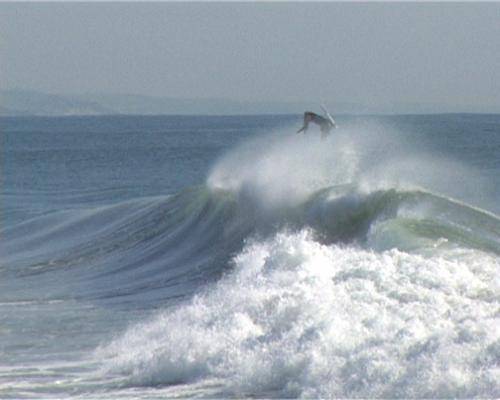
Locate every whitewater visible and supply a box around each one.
[1,114,499,398]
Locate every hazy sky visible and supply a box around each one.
[1,2,499,110]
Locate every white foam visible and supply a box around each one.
[98,230,500,398]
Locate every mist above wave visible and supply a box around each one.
[207,121,492,213]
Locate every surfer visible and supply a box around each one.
[297,109,336,138]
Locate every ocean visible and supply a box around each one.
[1,113,499,398]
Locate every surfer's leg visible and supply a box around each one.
[298,113,314,134]
[297,122,309,134]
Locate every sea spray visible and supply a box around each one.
[207,129,361,209]
[208,122,492,216]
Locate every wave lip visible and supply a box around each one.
[302,185,500,255]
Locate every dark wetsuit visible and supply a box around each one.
[297,112,334,136]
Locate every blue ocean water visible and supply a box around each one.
[1,114,499,398]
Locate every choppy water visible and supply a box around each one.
[1,114,499,398]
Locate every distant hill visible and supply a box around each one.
[0,105,29,116]
[81,93,375,116]
[0,88,370,117]
[2,88,490,117]
[76,93,264,115]
[0,89,115,116]
[71,93,327,116]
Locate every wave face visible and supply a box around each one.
[2,115,499,398]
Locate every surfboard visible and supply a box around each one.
[320,105,337,128]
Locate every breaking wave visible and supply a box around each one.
[93,127,500,398]
[3,124,499,397]
[99,228,499,398]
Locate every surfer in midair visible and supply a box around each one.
[297,109,336,138]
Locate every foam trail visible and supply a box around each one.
[98,230,500,398]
